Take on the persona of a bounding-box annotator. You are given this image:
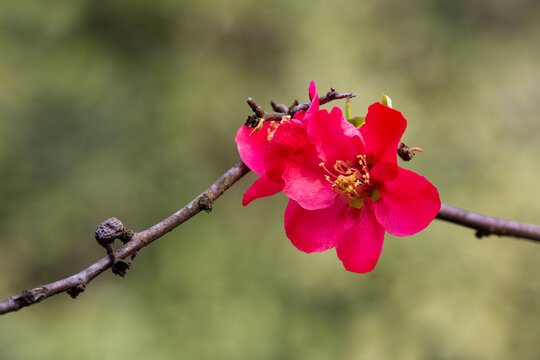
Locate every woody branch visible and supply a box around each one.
[1,89,539,316]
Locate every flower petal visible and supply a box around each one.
[361,102,407,166]
[242,174,283,206]
[235,123,275,175]
[264,119,307,182]
[282,143,337,210]
[308,106,364,164]
[292,110,306,121]
[375,167,441,236]
[308,80,317,101]
[370,161,398,182]
[336,198,385,273]
[285,198,353,253]
[306,81,320,116]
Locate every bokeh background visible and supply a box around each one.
[1,1,540,359]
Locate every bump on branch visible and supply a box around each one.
[66,284,86,299]
[398,142,424,161]
[94,217,135,277]
[198,193,214,213]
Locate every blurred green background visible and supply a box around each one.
[1,0,540,359]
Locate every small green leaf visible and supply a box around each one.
[345,98,365,127]
[382,93,392,108]
[348,116,365,128]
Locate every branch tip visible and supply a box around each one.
[270,100,288,113]
[246,97,265,118]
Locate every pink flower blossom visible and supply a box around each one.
[235,83,317,206]
[237,82,440,273]
[235,120,290,205]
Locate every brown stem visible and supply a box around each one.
[0,161,249,315]
[291,88,356,114]
[245,88,356,128]
[2,159,540,316]
[437,203,540,241]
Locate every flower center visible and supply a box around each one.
[319,155,375,200]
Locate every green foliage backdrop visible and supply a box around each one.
[1,1,540,359]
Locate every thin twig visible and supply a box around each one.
[0,161,249,315]
[2,156,540,314]
[291,88,356,114]
[1,159,539,316]
[245,88,356,128]
[437,203,540,241]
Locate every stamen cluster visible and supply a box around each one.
[320,155,373,200]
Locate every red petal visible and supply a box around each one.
[336,198,385,273]
[235,123,275,175]
[370,161,398,182]
[264,119,307,182]
[293,110,306,121]
[307,106,364,164]
[282,144,337,210]
[375,167,441,236]
[285,198,353,253]
[308,81,317,101]
[361,103,407,166]
[242,174,283,206]
[305,81,320,118]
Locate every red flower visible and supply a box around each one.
[235,83,317,206]
[235,120,289,205]
[237,82,440,273]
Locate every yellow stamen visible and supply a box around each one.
[320,156,375,200]
[266,122,281,141]
[249,119,265,136]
